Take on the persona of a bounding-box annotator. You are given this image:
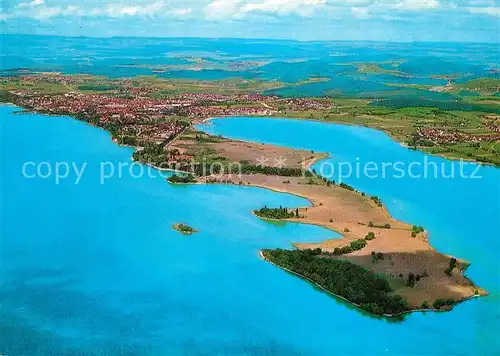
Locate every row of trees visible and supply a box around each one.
[368,221,391,229]
[328,239,367,256]
[238,164,313,177]
[412,225,425,233]
[324,232,376,256]
[339,182,355,191]
[371,196,383,207]
[254,206,298,219]
[152,160,314,178]
[262,248,410,315]
[78,84,120,91]
[194,133,223,143]
[411,225,425,238]
[167,174,196,184]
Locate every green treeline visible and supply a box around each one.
[433,298,456,309]
[411,225,424,237]
[118,136,138,146]
[132,141,174,163]
[206,162,312,177]
[78,84,120,91]
[132,150,312,177]
[167,174,196,183]
[238,164,312,177]
[194,133,224,143]
[339,182,355,191]
[175,223,197,234]
[328,239,367,255]
[325,232,375,256]
[412,225,424,233]
[371,196,383,207]
[254,206,297,219]
[445,257,457,276]
[371,98,500,114]
[368,221,391,229]
[0,90,20,104]
[262,248,409,315]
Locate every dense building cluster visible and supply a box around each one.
[16,93,182,124]
[484,116,500,133]
[15,91,278,121]
[178,105,275,118]
[416,128,500,144]
[278,97,335,110]
[118,122,187,143]
[178,93,275,103]
[17,73,83,85]
[13,87,336,123]
[486,123,500,133]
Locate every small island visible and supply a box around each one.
[173,223,198,235]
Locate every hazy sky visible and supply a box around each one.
[1,0,499,42]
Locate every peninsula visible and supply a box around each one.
[0,72,492,317]
[168,126,487,316]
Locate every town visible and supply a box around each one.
[3,74,336,149]
[2,73,499,166]
[415,127,500,145]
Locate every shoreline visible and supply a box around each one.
[249,210,344,237]
[258,250,480,318]
[200,172,487,310]
[199,115,498,167]
[2,103,488,315]
[4,102,495,167]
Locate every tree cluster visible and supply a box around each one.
[412,225,425,234]
[176,223,196,233]
[365,232,376,240]
[339,182,355,191]
[368,221,391,229]
[325,232,377,256]
[406,270,428,287]
[411,225,424,238]
[445,257,457,276]
[371,251,385,263]
[238,164,313,177]
[78,84,120,91]
[371,196,383,207]
[254,206,297,219]
[433,298,456,310]
[168,174,197,184]
[262,248,410,315]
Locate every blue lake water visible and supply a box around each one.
[1,107,500,355]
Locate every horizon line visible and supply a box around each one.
[2,32,498,46]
